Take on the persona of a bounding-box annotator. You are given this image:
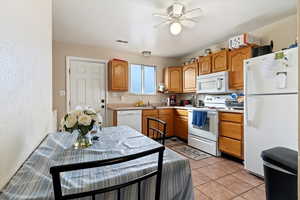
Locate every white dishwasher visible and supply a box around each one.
[117,110,142,132]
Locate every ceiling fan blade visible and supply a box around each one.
[181,19,197,28]
[182,8,203,18]
[181,17,199,23]
[153,13,171,20]
[154,20,171,28]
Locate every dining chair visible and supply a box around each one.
[50,146,165,200]
[147,117,167,145]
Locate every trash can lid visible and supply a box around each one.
[261,147,298,174]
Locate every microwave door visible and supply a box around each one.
[198,79,218,93]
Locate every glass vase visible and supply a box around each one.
[73,130,92,149]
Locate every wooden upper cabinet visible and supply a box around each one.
[211,50,229,72]
[183,63,198,93]
[164,67,182,93]
[198,56,212,75]
[108,59,128,91]
[228,46,252,90]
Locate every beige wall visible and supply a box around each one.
[0,0,52,189]
[53,41,179,122]
[181,14,297,62]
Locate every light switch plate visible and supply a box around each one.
[59,90,66,96]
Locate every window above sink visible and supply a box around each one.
[130,64,156,95]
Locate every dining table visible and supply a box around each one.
[0,126,194,200]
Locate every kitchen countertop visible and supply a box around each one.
[107,105,244,113]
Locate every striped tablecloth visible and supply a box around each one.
[0,126,194,200]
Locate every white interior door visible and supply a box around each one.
[69,59,106,123]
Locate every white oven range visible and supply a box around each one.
[187,95,228,156]
[188,109,220,156]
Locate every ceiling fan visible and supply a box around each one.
[153,0,203,35]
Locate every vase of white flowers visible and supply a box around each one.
[61,108,100,149]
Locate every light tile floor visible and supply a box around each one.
[166,139,266,200]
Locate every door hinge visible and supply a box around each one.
[69,68,71,74]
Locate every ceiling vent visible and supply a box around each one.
[116,40,128,44]
[142,51,152,57]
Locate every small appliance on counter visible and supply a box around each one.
[225,93,244,110]
[180,100,191,106]
[197,100,205,107]
[167,95,177,106]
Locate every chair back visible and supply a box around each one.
[50,146,165,200]
[147,117,167,145]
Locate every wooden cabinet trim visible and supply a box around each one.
[219,136,243,159]
[220,112,243,123]
[220,121,243,140]
[175,109,188,116]
[142,109,158,116]
[158,109,174,115]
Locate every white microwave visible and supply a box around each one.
[196,71,232,94]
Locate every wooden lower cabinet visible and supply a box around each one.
[139,108,188,140]
[142,110,158,136]
[158,109,174,137]
[219,112,244,159]
[220,122,243,140]
[174,109,188,141]
[219,136,242,158]
[142,109,174,137]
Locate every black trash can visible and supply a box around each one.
[261,147,298,200]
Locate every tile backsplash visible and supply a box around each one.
[107,92,166,105]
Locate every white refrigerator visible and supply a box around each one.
[244,47,298,177]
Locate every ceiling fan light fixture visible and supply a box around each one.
[170,22,182,35]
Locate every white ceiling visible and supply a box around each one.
[53,0,297,58]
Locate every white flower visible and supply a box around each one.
[72,110,83,118]
[78,114,92,126]
[60,118,66,130]
[90,114,99,124]
[65,113,77,128]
